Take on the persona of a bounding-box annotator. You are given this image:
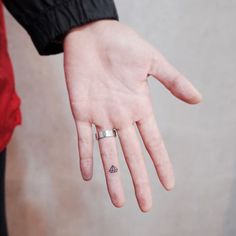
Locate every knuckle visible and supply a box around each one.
[147,137,164,151]
[135,180,149,191]
[169,73,182,91]
[150,52,160,74]
[101,148,114,159]
[125,152,136,162]
[72,102,90,121]
[125,153,146,170]
[78,135,90,146]
[80,158,92,165]
[155,157,170,168]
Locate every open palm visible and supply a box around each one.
[63,20,202,212]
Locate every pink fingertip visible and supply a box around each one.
[80,159,93,181]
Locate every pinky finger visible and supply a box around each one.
[76,121,94,181]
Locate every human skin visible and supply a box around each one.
[63,20,202,212]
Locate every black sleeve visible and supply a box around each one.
[3,0,119,55]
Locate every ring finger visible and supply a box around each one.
[96,126,125,208]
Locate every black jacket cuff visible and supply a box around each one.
[5,0,119,55]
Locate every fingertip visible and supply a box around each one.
[164,181,175,191]
[81,170,93,181]
[140,203,152,213]
[111,194,126,208]
[160,174,175,191]
[113,200,125,208]
[80,159,93,181]
[186,92,203,104]
[137,192,152,213]
[82,173,93,181]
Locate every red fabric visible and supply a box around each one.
[0,1,21,152]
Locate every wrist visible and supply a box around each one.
[63,20,119,50]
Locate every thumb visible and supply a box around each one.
[149,49,202,104]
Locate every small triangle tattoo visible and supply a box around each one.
[109,165,118,173]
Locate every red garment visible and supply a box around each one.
[0,1,21,152]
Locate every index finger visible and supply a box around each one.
[137,113,175,191]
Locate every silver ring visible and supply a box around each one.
[95,129,117,140]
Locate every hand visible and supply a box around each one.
[63,20,202,212]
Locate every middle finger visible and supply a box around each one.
[117,124,152,212]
